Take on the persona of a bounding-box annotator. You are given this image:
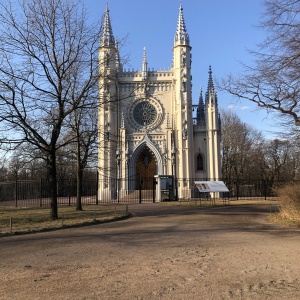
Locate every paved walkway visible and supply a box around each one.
[1,203,299,300]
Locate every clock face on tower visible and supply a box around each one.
[129,98,163,130]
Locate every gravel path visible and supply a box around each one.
[0,203,299,300]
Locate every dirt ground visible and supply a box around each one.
[0,203,299,300]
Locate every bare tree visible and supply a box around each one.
[261,139,300,182]
[0,0,101,219]
[67,106,98,210]
[220,0,300,130]
[221,109,300,183]
[0,154,9,181]
[221,110,264,180]
[8,154,26,180]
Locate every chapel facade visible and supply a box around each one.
[98,4,221,200]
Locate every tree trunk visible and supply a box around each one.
[76,139,83,211]
[48,152,58,220]
[76,167,83,211]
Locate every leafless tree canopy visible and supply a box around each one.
[220,0,300,129]
[221,109,300,182]
[221,110,264,180]
[0,0,99,147]
[0,0,101,218]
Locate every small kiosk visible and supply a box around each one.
[154,175,175,202]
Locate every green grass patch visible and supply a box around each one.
[0,205,128,236]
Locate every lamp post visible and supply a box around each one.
[171,143,178,201]
[125,146,129,195]
[116,148,121,203]
[171,146,175,174]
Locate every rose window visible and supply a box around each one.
[133,101,157,126]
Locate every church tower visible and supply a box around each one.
[98,4,120,200]
[205,67,222,180]
[98,3,221,201]
[172,4,194,198]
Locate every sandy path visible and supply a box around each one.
[0,203,299,300]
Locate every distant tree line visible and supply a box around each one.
[0,149,98,202]
[0,150,97,183]
[221,110,300,184]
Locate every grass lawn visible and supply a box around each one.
[174,197,278,207]
[1,198,298,235]
[0,204,128,236]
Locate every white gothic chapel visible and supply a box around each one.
[98,3,221,201]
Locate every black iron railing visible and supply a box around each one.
[0,177,293,207]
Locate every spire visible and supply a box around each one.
[115,39,122,71]
[197,86,205,123]
[207,66,214,92]
[174,2,190,46]
[100,3,115,47]
[121,111,125,128]
[206,66,218,105]
[142,47,148,80]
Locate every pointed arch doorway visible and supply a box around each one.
[135,147,156,189]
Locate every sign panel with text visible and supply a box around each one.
[194,181,229,193]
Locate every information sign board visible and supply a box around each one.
[194,181,229,193]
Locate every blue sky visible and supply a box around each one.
[86,0,280,138]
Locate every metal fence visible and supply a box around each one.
[98,178,156,204]
[0,179,98,207]
[180,178,286,200]
[0,177,293,207]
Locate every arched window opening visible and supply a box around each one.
[197,153,204,171]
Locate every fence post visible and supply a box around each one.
[139,181,142,204]
[15,179,18,207]
[153,178,156,203]
[174,178,178,201]
[264,179,267,200]
[236,180,239,200]
[96,171,99,205]
[40,178,43,207]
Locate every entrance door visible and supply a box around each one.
[135,147,156,189]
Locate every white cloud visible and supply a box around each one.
[228,104,236,110]
[241,106,250,110]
